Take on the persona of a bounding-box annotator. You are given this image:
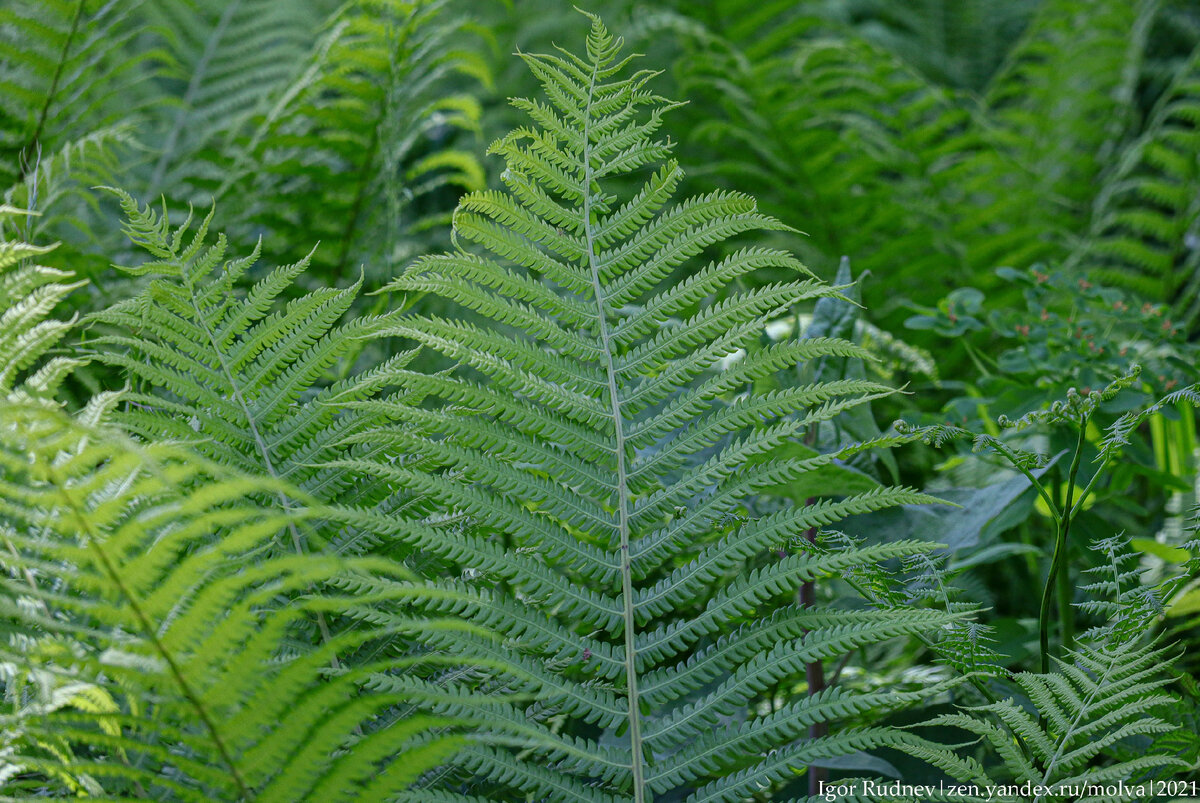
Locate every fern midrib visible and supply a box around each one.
[1034,648,1119,802]
[182,273,340,664]
[580,57,647,802]
[49,465,251,800]
[20,0,87,182]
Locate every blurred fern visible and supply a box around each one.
[0,0,151,186]
[0,401,481,800]
[209,0,491,283]
[648,0,1200,333]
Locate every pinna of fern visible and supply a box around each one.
[0,400,500,801]
[0,203,88,405]
[332,13,970,801]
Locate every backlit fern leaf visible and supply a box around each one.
[0,401,479,800]
[87,190,411,557]
[0,205,86,404]
[342,15,963,801]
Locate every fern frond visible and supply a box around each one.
[138,0,320,201]
[905,537,1191,802]
[88,189,407,547]
[211,0,490,281]
[0,205,86,403]
[0,401,483,800]
[0,0,150,185]
[1069,39,1200,325]
[351,15,961,800]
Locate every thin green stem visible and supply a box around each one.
[1039,420,1086,673]
[18,0,86,182]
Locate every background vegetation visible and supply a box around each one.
[2,1,1199,800]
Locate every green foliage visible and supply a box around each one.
[643,0,1200,335]
[1,0,489,308]
[0,401,477,800]
[0,0,148,187]
[905,538,1192,802]
[173,0,491,280]
[0,204,86,404]
[87,190,406,552]
[2,4,1199,801]
[336,16,970,800]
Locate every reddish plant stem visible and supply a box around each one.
[800,512,828,797]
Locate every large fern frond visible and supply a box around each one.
[345,15,964,801]
[0,401,482,800]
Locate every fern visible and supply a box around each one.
[0,400,482,800]
[1069,39,1200,327]
[904,538,1191,803]
[137,0,321,201]
[201,0,490,281]
[87,190,412,560]
[0,204,87,404]
[637,0,1200,339]
[0,0,150,185]
[336,15,966,801]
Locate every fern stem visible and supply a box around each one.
[1039,419,1086,673]
[51,474,252,800]
[336,123,381,278]
[181,269,341,669]
[19,0,86,182]
[580,56,647,803]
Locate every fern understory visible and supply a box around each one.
[2,3,1199,802]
